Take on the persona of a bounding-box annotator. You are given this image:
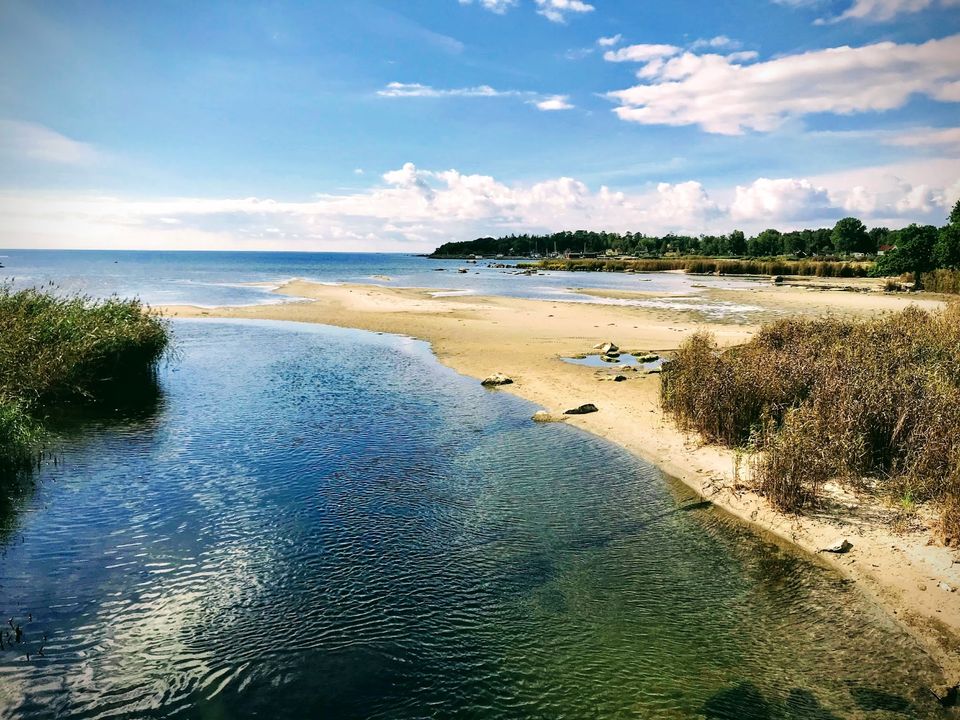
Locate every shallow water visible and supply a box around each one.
[0,320,945,719]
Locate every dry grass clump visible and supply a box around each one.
[0,285,170,476]
[660,305,960,538]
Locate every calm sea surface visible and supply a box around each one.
[0,249,764,318]
[0,252,947,718]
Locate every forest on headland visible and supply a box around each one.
[431,202,960,290]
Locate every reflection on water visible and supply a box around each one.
[0,320,946,719]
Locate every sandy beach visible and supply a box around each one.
[162,277,959,683]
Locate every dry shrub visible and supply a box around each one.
[661,304,960,529]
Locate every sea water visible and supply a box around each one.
[0,319,945,719]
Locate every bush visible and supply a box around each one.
[660,305,960,540]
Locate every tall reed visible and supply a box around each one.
[0,285,170,475]
[521,257,871,277]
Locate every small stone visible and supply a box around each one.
[613,375,627,382]
[919,583,927,591]
[939,581,955,593]
[820,538,852,554]
[564,403,599,415]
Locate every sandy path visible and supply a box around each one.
[161,278,959,684]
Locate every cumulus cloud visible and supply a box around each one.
[606,34,960,134]
[3,160,955,251]
[534,0,595,23]
[818,0,960,23]
[457,0,518,13]
[597,34,623,47]
[0,119,100,166]
[534,95,574,110]
[731,178,835,221]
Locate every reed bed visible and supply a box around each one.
[921,269,960,295]
[0,285,170,475]
[660,305,960,541]
[521,257,871,277]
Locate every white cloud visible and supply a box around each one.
[730,178,835,221]
[2,160,955,252]
[603,44,681,63]
[378,82,572,111]
[597,34,623,47]
[818,0,960,23]
[0,119,100,166]
[534,95,574,111]
[458,0,518,13]
[377,82,521,98]
[535,0,595,23]
[689,35,741,51]
[607,34,960,134]
[886,126,960,153]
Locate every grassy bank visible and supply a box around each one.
[518,257,871,277]
[0,286,170,475]
[660,304,960,542]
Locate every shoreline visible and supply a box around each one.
[159,278,959,685]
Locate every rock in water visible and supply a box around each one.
[531,411,565,423]
[564,403,599,415]
[600,355,619,363]
[633,353,659,362]
[481,373,513,387]
[820,538,852,553]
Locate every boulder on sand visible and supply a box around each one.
[481,373,513,387]
[564,403,599,415]
[820,538,852,554]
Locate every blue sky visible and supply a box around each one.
[1,0,958,251]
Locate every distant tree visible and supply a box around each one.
[950,199,960,226]
[728,230,747,256]
[748,229,782,257]
[936,225,960,269]
[874,224,938,288]
[831,217,869,254]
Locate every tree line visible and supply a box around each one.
[430,204,960,278]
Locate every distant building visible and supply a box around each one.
[878,244,896,256]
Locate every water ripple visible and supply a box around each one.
[0,319,945,719]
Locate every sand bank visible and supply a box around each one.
[161,278,959,683]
